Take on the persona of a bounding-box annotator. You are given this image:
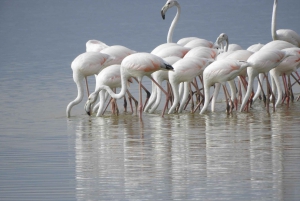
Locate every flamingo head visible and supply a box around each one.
[215,33,229,52]
[84,92,99,116]
[161,0,179,20]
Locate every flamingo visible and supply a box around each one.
[84,53,174,120]
[200,59,251,114]
[85,64,138,117]
[66,52,113,117]
[215,33,243,53]
[271,0,300,47]
[269,47,300,107]
[144,56,181,113]
[252,40,296,102]
[211,50,254,112]
[145,47,218,114]
[147,0,227,114]
[157,0,218,52]
[80,44,137,101]
[168,57,214,114]
[240,49,295,112]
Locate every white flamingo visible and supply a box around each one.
[271,0,300,47]
[240,49,295,112]
[200,59,251,114]
[84,53,174,120]
[269,47,300,107]
[66,52,113,117]
[86,64,138,117]
[168,57,214,114]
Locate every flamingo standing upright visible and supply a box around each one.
[271,0,300,47]
[160,0,215,48]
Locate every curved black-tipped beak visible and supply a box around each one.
[161,10,165,20]
[166,64,174,71]
[84,101,92,116]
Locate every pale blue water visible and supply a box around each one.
[0,0,300,200]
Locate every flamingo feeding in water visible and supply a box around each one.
[84,52,174,120]
[200,59,251,114]
[168,57,214,114]
[66,52,113,117]
[240,49,295,112]
[87,64,138,117]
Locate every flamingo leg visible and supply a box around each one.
[193,94,213,113]
[133,77,151,110]
[123,96,128,112]
[138,80,143,120]
[167,82,173,107]
[189,83,194,112]
[102,98,113,116]
[222,84,230,115]
[126,90,138,115]
[263,73,276,113]
[85,77,90,97]
[257,76,267,107]
[287,75,293,105]
[281,74,289,106]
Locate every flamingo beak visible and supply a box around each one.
[84,100,92,116]
[161,9,166,20]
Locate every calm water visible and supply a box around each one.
[0,0,300,200]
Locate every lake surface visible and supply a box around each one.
[0,0,300,200]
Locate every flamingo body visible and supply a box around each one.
[200,59,251,114]
[184,46,218,60]
[100,45,136,66]
[168,57,213,114]
[66,52,113,117]
[154,45,190,58]
[247,43,264,52]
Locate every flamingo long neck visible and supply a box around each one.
[167,3,181,43]
[168,80,180,114]
[66,75,85,117]
[103,69,129,100]
[211,83,221,112]
[240,68,255,112]
[200,81,211,114]
[271,0,278,40]
[225,39,229,52]
[95,90,108,116]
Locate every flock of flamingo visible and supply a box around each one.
[66,0,300,120]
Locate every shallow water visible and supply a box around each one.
[0,0,300,200]
[68,104,300,201]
